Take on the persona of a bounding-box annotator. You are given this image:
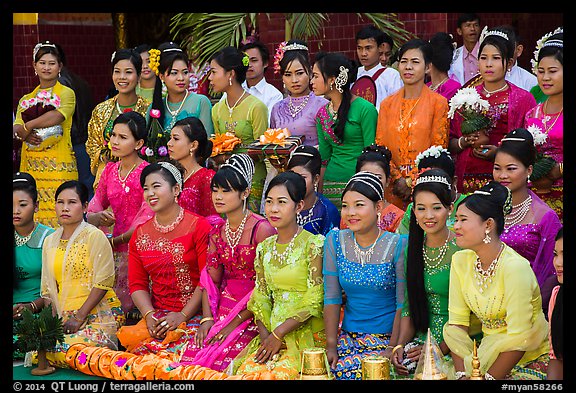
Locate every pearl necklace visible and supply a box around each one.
[429,77,448,92]
[504,194,532,228]
[225,90,246,117]
[118,162,138,193]
[14,223,37,247]
[165,91,189,117]
[353,230,381,267]
[271,227,301,265]
[297,197,318,226]
[422,232,450,269]
[225,212,250,256]
[153,207,184,233]
[288,93,310,118]
[482,83,508,98]
[474,243,505,293]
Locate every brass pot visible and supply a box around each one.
[361,355,391,380]
[301,347,328,376]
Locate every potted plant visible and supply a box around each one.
[14,305,64,376]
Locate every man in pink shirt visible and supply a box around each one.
[449,13,481,85]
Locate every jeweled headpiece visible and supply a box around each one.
[273,41,309,75]
[158,161,183,189]
[334,66,349,93]
[531,27,563,75]
[414,174,451,190]
[479,26,509,45]
[33,41,57,61]
[345,171,384,200]
[285,43,308,52]
[473,186,513,216]
[221,153,255,187]
[414,145,450,168]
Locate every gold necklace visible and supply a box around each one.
[542,100,563,134]
[482,83,508,98]
[183,166,201,183]
[328,100,339,120]
[118,162,138,193]
[430,77,448,92]
[399,96,421,129]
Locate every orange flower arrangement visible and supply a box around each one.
[210,132,243,157]
[258,128,291,146]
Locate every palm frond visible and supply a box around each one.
[288,13,328,41]
[356,13,417,50]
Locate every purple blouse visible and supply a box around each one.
[270,92,328,146]
[500,190,562,288]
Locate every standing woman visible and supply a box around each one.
[168,116,219,221]
[13,172,55,360]
[233,171,326,379]
[311,52,378,210]
[178,154,276,371]
[445,181,549,380]
[493,128,561,309]
[41,180,124,368]
[86,48,149,190]
[375,38,449,210]
[427,32,462,101]
[270,39,328,146]
[13,41,78,228]
[448,26,537,195]
[86,111,154,315]
[117,159,212,360]
[323,172,407,380]
[285,145,341,236]
[146,41,213,137]
[134,44,156,103]
[209,46,268,213]
[524,29,563,222]
[391,168,459,377]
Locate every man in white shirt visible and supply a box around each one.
[352,24,403,112]
[501,25,538,92]
[449,13,481,85]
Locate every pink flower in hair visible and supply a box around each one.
[273,41,287,75]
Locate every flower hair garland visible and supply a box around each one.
[525,124,548,146]
[531,27,563,75]
[149,49,161,76]
[273,41,288,75]
[414,145,449,168]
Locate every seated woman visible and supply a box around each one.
[13,172,55,360]
[177,154,276,372]
[547,228,563,380]
[233,171,326,379]
[445,181,549,380]
[40,180,124,368]
[286,145,340,236]
[323,171,408,380]
[116,159,212,361]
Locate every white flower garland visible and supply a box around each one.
[531,27,563,75]
[414,145,449,167]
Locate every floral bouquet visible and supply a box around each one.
[209,132,243,168]
[447,87,492,135]
[526,124,556,181]
[140,109,170,163]
[20,89,63,151]
[258,128,292,146]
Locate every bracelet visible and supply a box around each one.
[72,313,86,323]
[484,372,495,380]
[14,132,22,141]
[111,237,116,248]
[29,301,37,313]
[143,309,155,320]
[271,330,283,342]
[392,344,404,355]
[200,317,214,325]
[22,123,29,134]
[457,136,465,150]
[559,162,563,176]
[180,311,189,320]
[455,371,466,379]
[236,313,243,321]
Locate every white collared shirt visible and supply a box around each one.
[506,64,538,92]
[354,63,403,112]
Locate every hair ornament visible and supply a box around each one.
[221,153,255,187]
[479,26,509,45]
[33,41,57,61]
[242,52,250,67]
[158,161,183,189]
[525,124,548,146]
[148,48,161,76]
[13,179,28,183]
[110,51,117,63]
[346,171,384,200]
[334,66,349,93]
[414,145,450,168]
[531,27,563,74]
[273,41,288,75]
[414,173,451,190]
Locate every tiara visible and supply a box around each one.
[284,43,308,52]
[346,171,384,200]
[33,41,57,60]
[414,145,450,167]
[531,27,563,74]
[158,162,183,188]
[414,175,451,190]
[163,48,183,53]
[543,39,563,48]
[479,26,509,45]
[221,153,255,186]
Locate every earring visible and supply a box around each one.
[330,83,333,91]
[377,211,382,223]
[283,83,286,89]
[483,230,492,244]
[58,71,61,78]
[34,70,37,76]
[229,77,233,86]
[314,183,318,193]
[243,197,247,212]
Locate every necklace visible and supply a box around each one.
[482,83,508,98]
[297,196,318,226]
[474,243,505,293]
[288,93,311,118]
[422,232,451,269]
[116,98,136,114]
[118,162,138,193]
[399,96,421,129]
[165,90,189,117]
[504,194,532,228]
[271,227,301,265]
[542,100,563,134]
[328,100,338,120]
[183,166,201,184]
[225,90,246,118]
[430,77,449,92]
[14,223,37,247]
[153,207,184,233]
[225,212,250,256]
[353,230,381,267]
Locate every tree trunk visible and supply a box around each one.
[31,349,56,376]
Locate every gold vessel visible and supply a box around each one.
[413,329,448,380]
[361,355,391,380]
[299,348,333,380]
[469,339,484,380]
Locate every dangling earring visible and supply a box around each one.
[58,71,61,78]
[283,82,286,89]
[34,70,37,76]
[242,197,247,213]
[377,211,382,223]
[330,83,333,91]
[314,183,318,193]
[229,77,233,86]
[483,230,492,244]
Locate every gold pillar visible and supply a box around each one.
[13,13,38,25]
[112,13,127,49]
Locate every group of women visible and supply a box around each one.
[13,24,563,381]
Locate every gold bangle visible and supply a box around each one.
[22,123,29,133]
[458,136,465,150]
[271,330,283,342]
[200,317,214,325]
[111,237,116,248]
[392,344,404,355]
[29,301,37,313]
[72,313,86,322]
[180,311,189,320]
[559,162,563,176]
[143,309,155,320]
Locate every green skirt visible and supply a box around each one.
[322,180,347,211]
